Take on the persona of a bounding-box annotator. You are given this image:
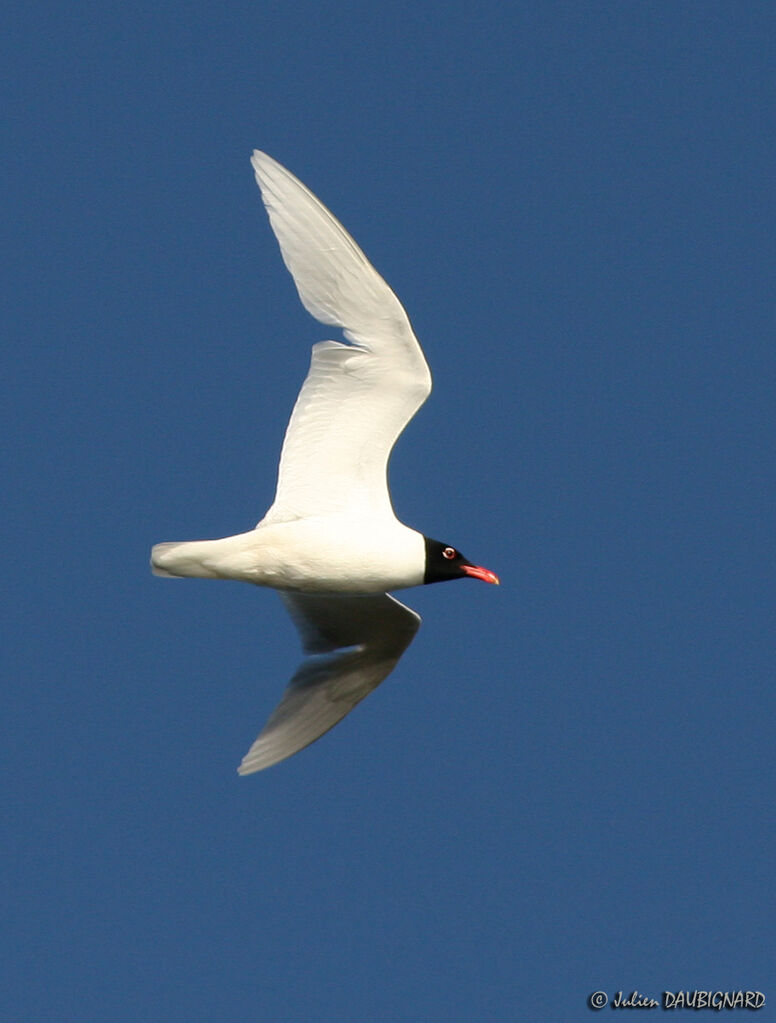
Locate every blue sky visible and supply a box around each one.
[4,3,774,1019]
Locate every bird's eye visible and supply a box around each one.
[442,547,457,560]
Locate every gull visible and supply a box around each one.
[151,151,499,773]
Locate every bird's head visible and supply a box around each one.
[423,537,499,586]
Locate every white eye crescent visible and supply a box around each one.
[442,547,456,560]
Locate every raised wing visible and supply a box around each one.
[251,151,432,524]
[237,592,420,774]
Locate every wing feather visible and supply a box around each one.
[251,151,432,523]
[237,593,420,774]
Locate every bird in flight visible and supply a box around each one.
[151,151,499,773]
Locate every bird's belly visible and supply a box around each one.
[243,519,426,594]
[248,547,407,594]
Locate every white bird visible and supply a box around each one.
[151,151,499,773]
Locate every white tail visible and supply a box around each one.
[150,541,189,577]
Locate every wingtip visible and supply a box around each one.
[238,748,278,775]
[250,150,265,178]
[251,149,276,176]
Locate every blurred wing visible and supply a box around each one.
[251,151,432,523]
[237,592,421,774]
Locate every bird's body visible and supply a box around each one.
[151,151,498,773]
[152,516,426,593]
